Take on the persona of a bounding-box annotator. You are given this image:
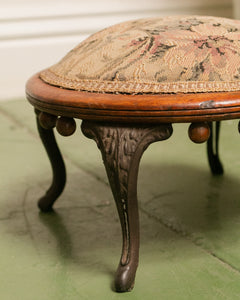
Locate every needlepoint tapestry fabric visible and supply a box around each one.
[40,15,240,94]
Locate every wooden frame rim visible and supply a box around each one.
[26,73,240,123]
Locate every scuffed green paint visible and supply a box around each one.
[1,100,240,299]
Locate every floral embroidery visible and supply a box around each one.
[40,16,240,94]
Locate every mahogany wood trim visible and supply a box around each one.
[26,73,240,123]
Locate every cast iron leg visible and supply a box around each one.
[207,121,224,175]
[36,111,66,212]
[81,121,173,292]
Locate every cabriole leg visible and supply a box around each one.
[207,121,224,175]
[35,110,66,212]
[81,121,173,292]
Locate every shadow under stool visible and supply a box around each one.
[26,15,240,292]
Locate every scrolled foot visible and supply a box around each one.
[38,194,56,212]
[115,263,137,292]
[36,111,66,211]
[82,121,173,292]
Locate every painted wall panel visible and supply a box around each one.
[0,0,233,100]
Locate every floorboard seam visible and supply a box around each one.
[139,205,240,275]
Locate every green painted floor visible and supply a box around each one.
[2,100,240,299]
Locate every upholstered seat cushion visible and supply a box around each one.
[40,15,240,94]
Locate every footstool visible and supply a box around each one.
[26,15,240,292]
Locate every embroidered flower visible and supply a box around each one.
[41,15,240,93]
